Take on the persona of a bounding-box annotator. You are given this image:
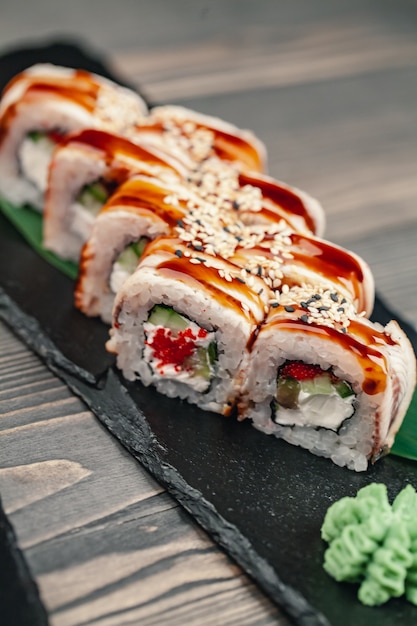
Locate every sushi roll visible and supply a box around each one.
[236,171,325,237]
[0,63,147,210]
[106,236,272,415]
[185,159,325,238]
[239,284,416,471]
[75,175,201,323]
[229,229,375,317]
[43,129,188,261]
[134,104,267,173]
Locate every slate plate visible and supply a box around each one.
[1,40,417,626]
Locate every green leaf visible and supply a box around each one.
[0,197,78,280]
[391,387,417,461]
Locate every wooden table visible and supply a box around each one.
[1,1,416,624]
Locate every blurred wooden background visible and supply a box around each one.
[0,1,416,624]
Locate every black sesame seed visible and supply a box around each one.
[223,226,230,233]
[300,314,309,323]
[313,294,322,300]
[341,298,347,304]
[177,219,184,228]
[341,326,347,333]
[318,305,330,311]
[175,249,183,258]
[236,277,246,284]
[196,257,206,263]
[257,265,263,276]
[193,244,204,251]
[337,307,345,313]
[300,301,309,309]
[271,302,279,308]
[330,293,339,302]
[284,305,295,313]
[232,200,240,210]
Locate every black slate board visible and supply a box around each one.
[1,40,417,626]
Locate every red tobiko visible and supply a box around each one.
[48,130,64,143]
[146,326,208,372]
[280,361,328,381]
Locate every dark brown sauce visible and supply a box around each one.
[291,234,364,281]
[239,172,316,233]
[267,317,389,394]
[141,237,266,325]
[103,178,188,227]
[157,259,259,324]
[135,120,263,172]
[62,129,184,176]
[212,130,263,173]
[288,234,366,305]
[26,82,99,111]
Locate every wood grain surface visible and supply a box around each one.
[0,1,416,624]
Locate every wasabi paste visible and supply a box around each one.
[321,483,417,606]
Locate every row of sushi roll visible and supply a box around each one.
[0,63,415,472]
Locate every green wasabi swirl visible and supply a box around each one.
[321,483,417,606]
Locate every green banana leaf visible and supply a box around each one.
[391,387,417,460]
[0,198,78,280]
[0,198,416,462]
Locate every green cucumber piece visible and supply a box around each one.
[276,376,300,409]
[116,246,140,272]
[334,380,354,398]
[147,305,189,331]
[116,237,149,272]
[192,346,212,379]
[300,374,333,396]
[28,131,44,143]
[207,341,217,366]
[77,181,109,213]
[87,181,109,203]
[147,304,172,327]
[131,237,148,257]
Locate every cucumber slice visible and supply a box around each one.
[147,304,173,327]
[335,380,354,398]
[87,181,109,203]
[192,346,212,379]
[131,237,148,257]
[276,377,300,409]
[301,374,333,396]
[28,131,44,143]
[147,305,189,331]
[77,181,109,214]
[208,341,217,366]
[115,237,149,272]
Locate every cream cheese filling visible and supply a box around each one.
[274,390,355,430]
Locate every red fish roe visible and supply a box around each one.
[280,361,328,381]
[146,326,208,372]
[47,130,64,143]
